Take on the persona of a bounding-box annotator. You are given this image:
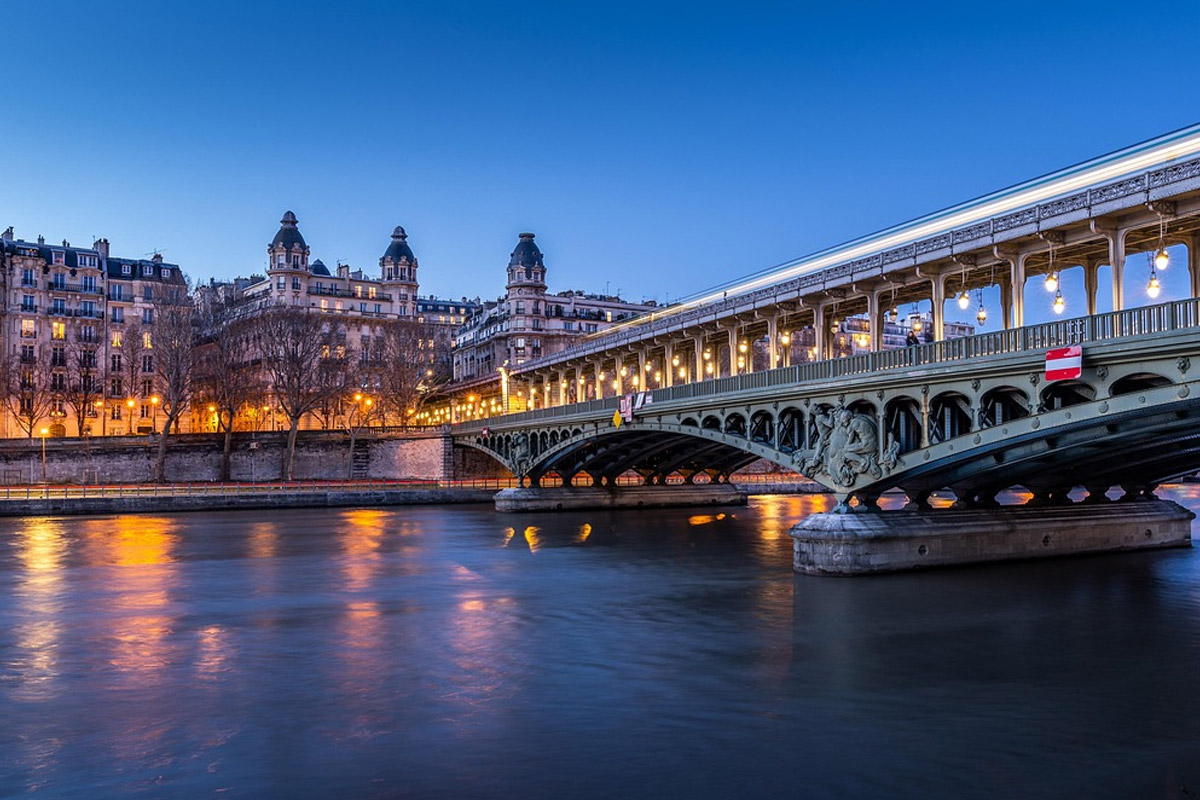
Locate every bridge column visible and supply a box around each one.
[1083,258,1101,316]
[1011,254,1029,328]
[694,335,707,380]
[1094,221,1129,312]
[726,327,738,375]
[767,317,779,368]
[814,306,828,360]
[558,371,568,406]
[1188,234,1200,299]
[930,272,947,341]
[664,343,675,387]
[867,290,883,352]
[635,350,647,391]
[593,359,604,400]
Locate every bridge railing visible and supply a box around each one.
[459,296,1200,431]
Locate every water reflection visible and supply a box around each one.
[11,518,69,702]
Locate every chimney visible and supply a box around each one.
[37,235,45,244]
[1,227,12,242]
[151,252,163,265]
[93,238,110,259]
[337,263,350,279]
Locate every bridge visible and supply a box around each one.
[449,125,1200,572]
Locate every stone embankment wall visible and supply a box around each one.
[0,430,479,484]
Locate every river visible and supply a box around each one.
[2,490,1200,799]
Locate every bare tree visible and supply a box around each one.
[151,287,196,482]
[378,320,441,426]
[254,307,331,480]
[108,322,145,435]
[64,335,102,435]
[1,344,57,438]
[193,314,264,481]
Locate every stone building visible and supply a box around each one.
[452,232,658,382]
[0,226,187,437]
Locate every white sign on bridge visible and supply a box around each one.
[1045,345,1083,381]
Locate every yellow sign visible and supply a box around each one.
[612,409,623,428]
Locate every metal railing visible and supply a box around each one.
[456,296,1200,431]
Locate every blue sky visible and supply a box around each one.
[3,1,1200,323]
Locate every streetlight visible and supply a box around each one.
[150,395,160,433]
[39,427,48,483]
[94,399,105,436]
[126,398,135,435]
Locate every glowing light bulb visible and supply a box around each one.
[1155,248,1170,270]
[957,290,970,310]
[1053,290,1065,314]
[976,305,987,326]
[889,305,898,321]
[780,333,791,345]
[1148,273,1161,299]
[912,319,923,333]
[1044,272,1058,292]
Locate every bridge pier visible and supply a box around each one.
[790,500,1194,575]
[494,483,748,512]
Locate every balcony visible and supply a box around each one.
[46,307,70,317]
[307,286,393,302]
[19,305,37,314]
[47,281,102,294]
[74,309,103,319]
[75,334,97,344]
[19,330,37,339]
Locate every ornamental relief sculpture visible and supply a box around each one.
[797,405,901,488]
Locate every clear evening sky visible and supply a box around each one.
[4,1,1200,324]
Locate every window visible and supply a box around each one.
[142,355,153,373]
[82,276,96,292]
[110,378,122,396]
[140,403,150,419]
[20,319,35,338]
[51,322,65,340]
[292,277,301,290]
[20,345,34,363]
[142,309,154,325]
[81,325,95,343]
[277,277,285,290]
[111,405,122,420]
[161,268,171,279]
[78,254,98,269]
[142,265,153,277]
[335,301,343,311]
[375,304,381,314]
[515,302,525,314]
[51,373,65,392]
[143,286,153,301]
[51,298,65,314]
[81,301,96,317]
[51,398,65,415]
[142,332,152,349]
[21,295,34,312]
[360,303,367,312]
[82,350,96,368]
[52,273,65,289]
[51,347,65,367]
[368,286,377,299]
[52,251,65,265]
[320,299,328,311]
[111,332,123,348]
[121,263,132,275]
[141,379,153,397]
[354,285,362,298]
[111,307,124,323]
[110,284,124,300]
[111,354,122,372]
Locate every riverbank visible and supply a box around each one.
[0,477,827,517]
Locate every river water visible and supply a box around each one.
[3,490,1200,799]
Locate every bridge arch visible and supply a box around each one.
[749,410,774,444]
[1111,372,1173,396]
[885,395,923,455]
[1041,380,1095,411]
[929,391,971,444]
[777,406,804,453]
[979,385,1030,428]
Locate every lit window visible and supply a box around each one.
[20,319,35,337]
[143,332,152,349]
[368,286,377,299]
[51,322,65,340]
[112,332,123,347]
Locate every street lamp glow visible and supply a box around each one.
[1044,272,1059,292]
[1148,273,1162,299]
[1053,290,1066,314]
[957,290,970,310]
[1155,248,1170,270]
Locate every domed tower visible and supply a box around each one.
[266,211,310,305]
[504,232,548,365]
[380,225,419,316]
[507,232,546,292]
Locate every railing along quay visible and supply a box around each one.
[457,297,1200,431]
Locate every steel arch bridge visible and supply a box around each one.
[453,299,1200,509]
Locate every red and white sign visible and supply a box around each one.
[1045,345,1082,382]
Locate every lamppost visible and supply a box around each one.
[94,399,105,436]
[125,398,135,435]
[150,395,160,433]
[39,427,48,484]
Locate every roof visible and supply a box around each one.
[508,232,543,269]
[382,225,416,264]
[311,258,331,277]
[270,210,308,252]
